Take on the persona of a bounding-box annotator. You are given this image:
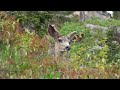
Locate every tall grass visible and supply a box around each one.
[0,14,119,79]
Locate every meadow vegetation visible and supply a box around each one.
[0,12,119,79]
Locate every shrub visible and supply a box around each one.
[5,11,53,38]
[106,28,120,62]
[85,16,120,27]
[0,12,120,79]
[0,14,49,78]
[60,21,109,68]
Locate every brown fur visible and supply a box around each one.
[41,24,83,61]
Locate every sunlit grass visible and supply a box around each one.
[0,14,120,79]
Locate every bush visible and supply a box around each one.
[85,16,120,27]
[60,21,109,66]
[5,11,53,38]
[106,29,120,62]
[0,14,49,78]
[7,11,72,38]
[0,12,120,79]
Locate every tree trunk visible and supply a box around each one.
[80,11,85,22]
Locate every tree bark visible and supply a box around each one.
[80,11,85,22]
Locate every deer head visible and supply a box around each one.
[48,25,82,52]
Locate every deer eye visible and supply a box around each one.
[58,39,62,42]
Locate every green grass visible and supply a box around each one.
[0,15,120,79]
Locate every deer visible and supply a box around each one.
[40,24,84,61]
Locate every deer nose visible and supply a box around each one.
[65,46,71,51]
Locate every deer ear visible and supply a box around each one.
[67,31,77,41]
[67,31,84,42]
[48,25,60,40]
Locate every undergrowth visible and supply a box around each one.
[0,14,119,79]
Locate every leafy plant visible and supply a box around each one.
[0,12,120,79]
